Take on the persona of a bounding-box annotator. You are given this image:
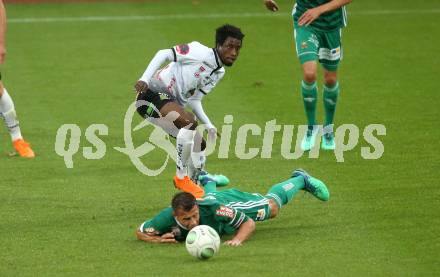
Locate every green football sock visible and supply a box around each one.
[203,181,217,194]
[323,82,340,127]
[301,80,318,126]
[265,176,305,208]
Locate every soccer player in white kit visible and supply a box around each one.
[0,0,34,158]
[134,24,244,198]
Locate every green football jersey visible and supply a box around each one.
[139,198,249,241]
[204,189,271,221]
[293,0,348,31]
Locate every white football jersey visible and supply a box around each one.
[148,41,225,105]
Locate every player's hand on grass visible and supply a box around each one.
[264,0,279,12]
[134,80,148,94]
[298,7,323,26]
[159,232,178,244]
[224,239,243,247]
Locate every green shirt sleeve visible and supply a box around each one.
[139,207,176,235]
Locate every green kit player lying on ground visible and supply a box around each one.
[136,169,329,246]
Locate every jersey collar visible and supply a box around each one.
[211,48,223,76]
[212,48,223,68]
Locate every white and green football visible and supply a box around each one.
[185,225,220,260]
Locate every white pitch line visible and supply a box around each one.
[354,9,440,15]
[8,12,286,23]
[8,9,440,24]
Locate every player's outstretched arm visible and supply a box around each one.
[224,219,256,247]
[135,229,177,244]
[264,0,279,12]
[298,0,352,26]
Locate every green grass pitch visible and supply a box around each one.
[1,0,439,275]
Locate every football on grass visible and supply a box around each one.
[185,225,220,260]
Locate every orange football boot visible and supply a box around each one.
[173,175,204,199]
[13,139,35,158]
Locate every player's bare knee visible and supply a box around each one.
[187,120,198,131]
[182,113,198,130]
[302,62,317,83]
[324,72,338,86]
[324,77,338,87]
[303,70,317,83]
[176,116,198,130]
[269,199,279,218]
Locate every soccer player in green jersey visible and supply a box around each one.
[264,0,352,150]
[136,169,329,246]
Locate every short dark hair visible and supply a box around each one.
[171,192,197,212]
[215,24,245,46]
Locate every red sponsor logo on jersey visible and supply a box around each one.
[194,66,206,78]
[216,206,235,218]
[167,77,176,92]
[176,44,190,55]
